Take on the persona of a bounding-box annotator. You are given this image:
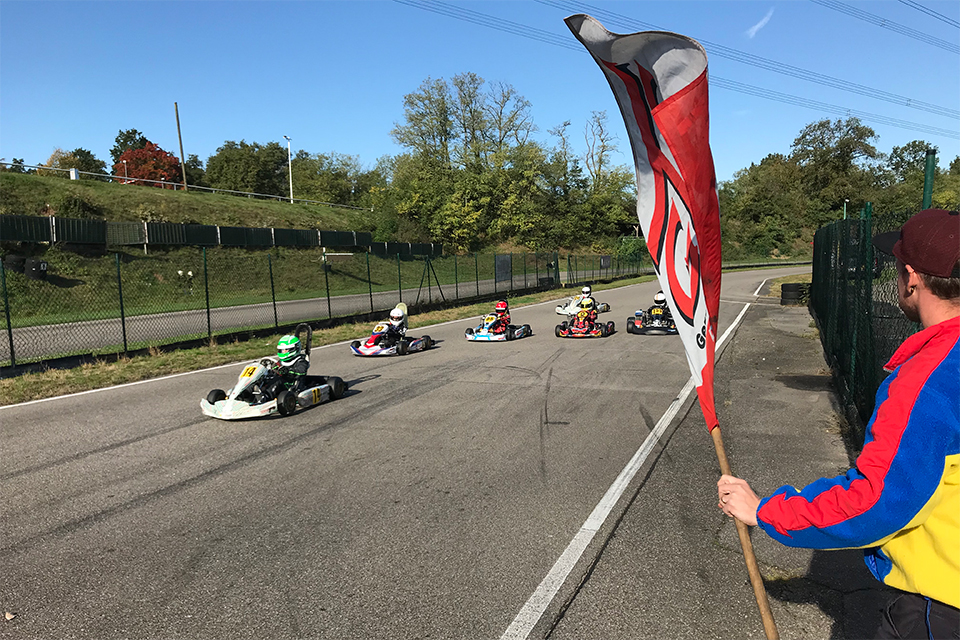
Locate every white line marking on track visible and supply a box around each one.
[753,278,768,297]
[500,302,751,640]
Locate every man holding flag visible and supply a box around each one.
[719,209,960,639]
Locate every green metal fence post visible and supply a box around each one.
[494,255,498,295]
[454,254,459,300]
[203,247,211,340]
[323,258,332,319]
[567,255,572,285]
[922,149,936,209]
[523,253,527,289]
[268,253,278,329]
[397,253,403,303]
[366,252,374,313]
[1,262,15,367]
[115,253,128,354]
[475,253,480,297]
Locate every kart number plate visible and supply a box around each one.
[373,323,387,333]
[485,315,497,323]
[652,308,663,315]
[241,366,258,378]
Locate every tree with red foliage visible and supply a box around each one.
[113,142,181,188]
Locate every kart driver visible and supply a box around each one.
[383,306,407,345]
[577,296,599,326]
[273,334,309,395]
[492,300,511,334]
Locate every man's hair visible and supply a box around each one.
[919,272,960,301]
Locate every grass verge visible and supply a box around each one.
[0,276,656,406]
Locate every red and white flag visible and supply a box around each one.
[566,15,722,431]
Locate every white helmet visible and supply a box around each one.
[654,291,667,306]
[581,285,592,296]
[389,308,404,326]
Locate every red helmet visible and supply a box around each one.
[495,300,508,313]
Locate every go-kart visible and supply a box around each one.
[350,307,433,356]
[556,294,611,316]
[627,305,678,335]
[465,313,533,341]
[555,309,615,338]
[201,325,347,420]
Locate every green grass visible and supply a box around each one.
[0,274,657,405]
[0,172,375,230]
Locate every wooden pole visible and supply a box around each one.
[712,426,780,640]
[175,102,188,192]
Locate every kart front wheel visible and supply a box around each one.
[626,319,635,334]
[422,336,433,349]
[277,389,297,416]
[206,389,226,404]
[351,340,361,349]
[465,328,474,336]
[606,321,616,335]
[555,325,563,338]
[522,324,531,337]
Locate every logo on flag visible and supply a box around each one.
[566,15,722,430]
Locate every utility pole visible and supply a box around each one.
[175,102,188,191]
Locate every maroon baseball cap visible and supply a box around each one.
[873,209,960,278]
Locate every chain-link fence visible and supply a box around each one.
[811,211,919,440]
[0,247,650,367]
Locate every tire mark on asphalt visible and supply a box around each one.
[0,416,210,482]
[0,363,475,558]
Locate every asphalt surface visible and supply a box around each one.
[1,266,886,639]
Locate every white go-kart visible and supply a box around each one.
[201,325,347,420]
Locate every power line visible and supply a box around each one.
[393,0,959,140]
[810,0,959,53]
[538,0,959,120]
[897,0,960,29]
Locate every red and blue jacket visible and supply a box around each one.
[757,316,960,608]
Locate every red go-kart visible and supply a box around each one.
[555,309,615,338]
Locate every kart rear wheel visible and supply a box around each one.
[506,325,516,341]
[277,389,297,416]
[397,340,409,356]
[206,389,226,404]
[328,376,347,399]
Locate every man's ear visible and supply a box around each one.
[904,264,922,290]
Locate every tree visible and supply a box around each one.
[183,154,207,187]
[391,77,456,168]
[485,81,535,158]
[110,129,148,164]
[205,140,288,196]
[886,141,937,182]
[113,142,181,188]
[584,111,616,192]
[2,158,27,173]
[71,148,107,177]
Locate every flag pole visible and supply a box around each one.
[711,426,780,640]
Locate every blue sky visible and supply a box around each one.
[1,1,957,184]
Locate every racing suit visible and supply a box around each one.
[492,311,511,334]
[383,322,406,346]
[273,354,309,396]
[756,317,959,611]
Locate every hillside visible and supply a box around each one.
[0,173,378,234]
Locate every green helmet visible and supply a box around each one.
[277,335,301,363]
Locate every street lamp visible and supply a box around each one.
[283,135,293,204]
[843,198,849,220]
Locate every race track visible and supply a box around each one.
[0,267,806,639]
